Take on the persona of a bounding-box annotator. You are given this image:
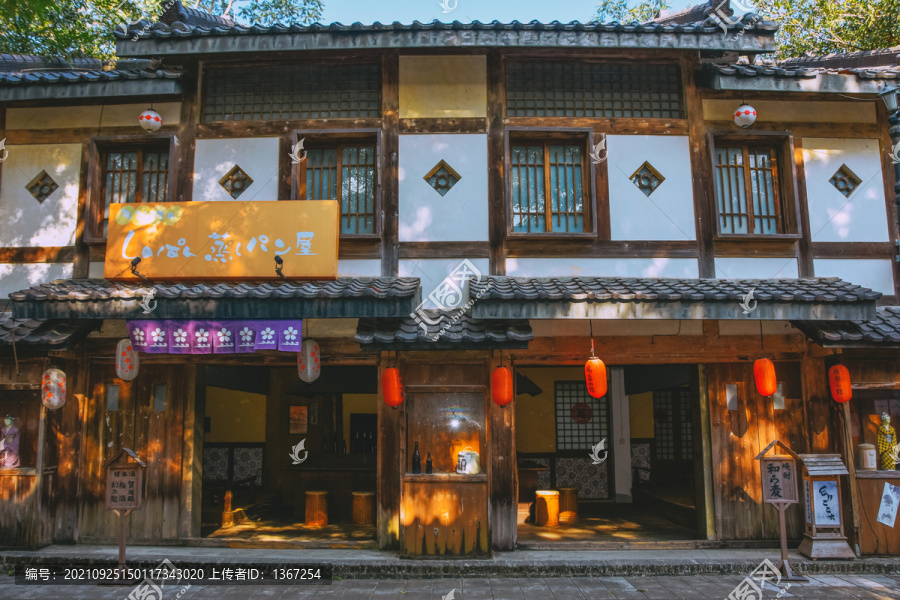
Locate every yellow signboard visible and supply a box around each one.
[104,201,339,280]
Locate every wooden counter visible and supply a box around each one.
[281,456,377,522]
[400,473,489,556]
[855,471,900,555]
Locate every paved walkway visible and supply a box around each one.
[1,573,900,599]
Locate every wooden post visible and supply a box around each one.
[841,401,862,555]
[775,503,806,581]
[115,509,132,574]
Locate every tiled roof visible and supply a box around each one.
[356,312,532,350]
[468,277,880,321]
[0,54,105,72]
[708,62,900,81]
[0,68,182,87]
[0,313,100,351]
[792,307,900,348]
[9,278,421,320]
[780,46,900,70]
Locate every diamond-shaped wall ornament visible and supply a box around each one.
[218,165,254,199]
[630,161,665,196]
[423,159,462,197]
[829,164,862,198]
[25,170,58,204]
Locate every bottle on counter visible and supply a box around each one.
[412,441,421,474]
[342,439,347,454]
[332,437,338,454]
[354,432,361,454]
[322,437,329,454]
[425,452,432,474]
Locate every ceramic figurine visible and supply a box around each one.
[0,414,20,468]
[877,413,897,470]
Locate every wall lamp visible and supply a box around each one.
[274,255,285,279]
[130,256,149,281]
[880,85,898,113]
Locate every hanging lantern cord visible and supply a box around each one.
[590,320,596,358]
[759,320,765,357]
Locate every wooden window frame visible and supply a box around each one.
[504,127,599,239]
[290,128,382,240]
[709,131,802,241]
[85,133,178,244]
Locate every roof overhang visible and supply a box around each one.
[0,77,182,103]
[8,278,421,320]
[0,315,102,353]
[468,277,880,321]
[791,307,900,348]
[356,314,532,351]
[700,68,893,95]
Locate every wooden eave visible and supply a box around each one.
[0,78,183,103]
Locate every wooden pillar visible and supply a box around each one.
[179,365,202,538]
[381,52,400,277]
[801,344,833,453]
[609,367,631,503]
[486,48,506,276]
[695,362,717,540]
[489,352,516,550]
[376,352,401,549]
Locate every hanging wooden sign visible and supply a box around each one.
[760,456,799,504]
[104,448,145,511]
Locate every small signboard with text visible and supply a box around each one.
[103,448,145,511]
[761,456,798,504]
[104,200,340,280]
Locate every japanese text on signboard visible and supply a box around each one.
[106,468,142,510]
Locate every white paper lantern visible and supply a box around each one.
[41,368,66,410]
[734,104,757,128]
[116,338,139,381]
[297,339,321,383]
[139,108,162,132]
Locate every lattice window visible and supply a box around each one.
[25,170,58,204]
[678,390,693,460]
[507,62,683,119]
[510,141,588,234]
[554,381,608,451]
[97,146,169,238]
[829,164,862,198]
[302,144,377,235]
[713,142,783,235]
[653,389,675,460]
[202,64,380,122]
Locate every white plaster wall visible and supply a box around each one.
[88,261,105,278]
[0,143,81,247]
[400,258,490,309]
[813,258,895,295]
[192,138,279,202]
[713,257,799,280]
[802,138,889,242]
[337,259,382,277]
[6,103,181,129]
[505,257,698,279]
[0,263,73,298]
[398,134,489,242]
[607,135,696,240]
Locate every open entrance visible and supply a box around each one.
[515,365,704,548]
[200,365,378,546]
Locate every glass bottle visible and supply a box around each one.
[332,437,338,454]
[425,452,432,474]
[412,441,421,474]
[322,437,329,454]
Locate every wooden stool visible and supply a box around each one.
[305,490,328,527]
[559,487,578,523]
[352,491,375,526]
[534,490,560,527]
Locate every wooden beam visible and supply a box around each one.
[400,118,487,134]
[506,117,689,136]
[196,119,383,139]
[3,126,180,145]
[381,52,400,277]
[811,242,894,259]
[175,59,200,203]
[793,137,815,277]
[0,246,75,263]
[704,120,881,138]
[682,55,715,278]
[876,101,900,299]
[399,242,490,259]
[377,352,400,549]
[695,364,717,540]
[489,350,516,550]
[505,240,699,258]
[487,49,506,276]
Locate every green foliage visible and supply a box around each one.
[594,0,671,23]
[0,0,324,59]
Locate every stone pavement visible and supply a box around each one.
[1,573,900,599]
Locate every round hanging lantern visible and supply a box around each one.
[297,339,321,383]
[828,364,852,403]
[139,108,162,132]
[753,358,777,397]
[383,367,404,408]
[41,368,66,410]
[491,366,513,407]
[585,357,608,399]
[116,338,139,381]
[733,104,757,128]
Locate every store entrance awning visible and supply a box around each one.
[468,277,880,321]
[8,278,421,320]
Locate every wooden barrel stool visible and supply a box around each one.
[352,491,375,526]
[559,487,578,523]
[305,490,328,527]
[534,490,560,527]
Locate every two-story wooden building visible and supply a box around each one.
[1,0,899,556]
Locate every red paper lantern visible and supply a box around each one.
[116,338,139,381]
[41,368,66,410]
[828,364,852,403]
[383,367,404,408]
[754,358,777,397]
[492,366,513,407]
[585,357,607,398]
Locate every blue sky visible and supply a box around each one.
[318,0,696,25]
